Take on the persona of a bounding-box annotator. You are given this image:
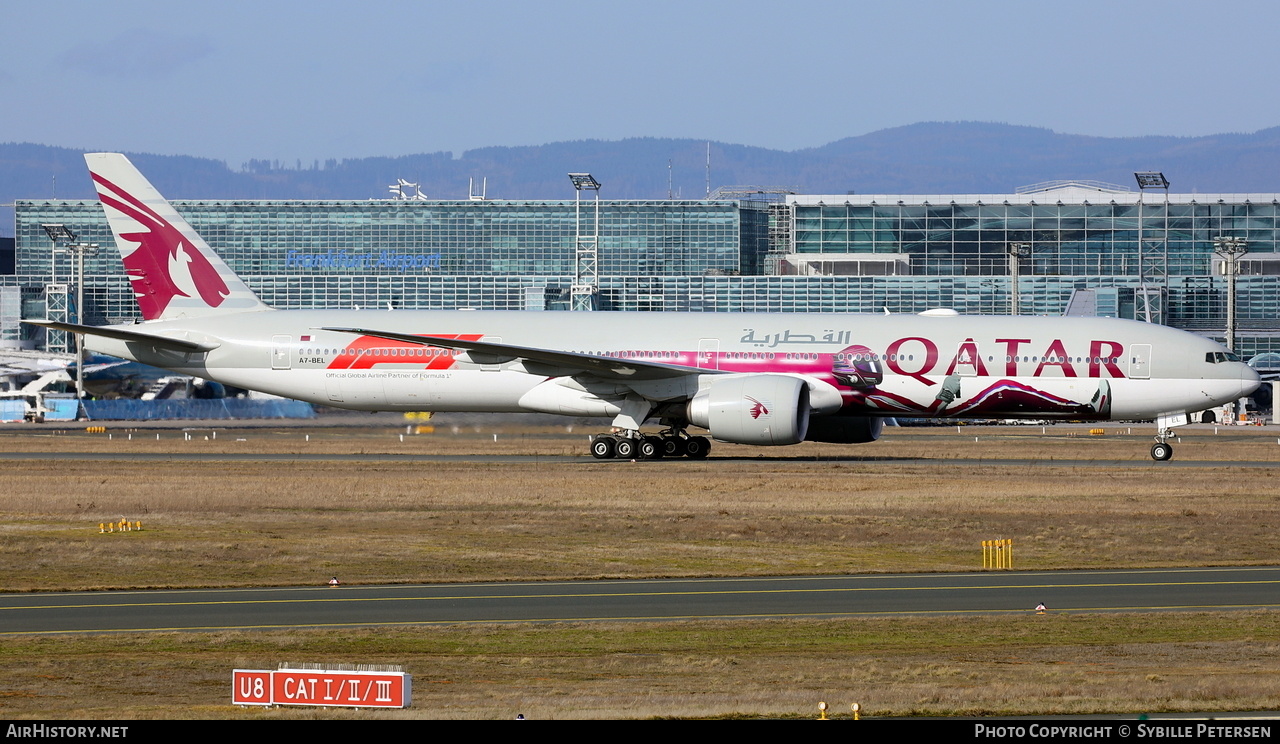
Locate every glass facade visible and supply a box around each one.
[9,198,763,330]
[6,184,1280,359]
[790,192,1279,277]
[786,187,1280,358]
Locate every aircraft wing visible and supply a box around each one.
[0,360,58,380]
[320,326,720,382]
[79,360,131,374]
[0,363,46,380]
[0,348,76,379]
[22,321,221,354]
[0,357,126,380]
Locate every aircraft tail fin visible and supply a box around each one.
[84,153,270,321]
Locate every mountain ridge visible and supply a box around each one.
[5,121,1280,236]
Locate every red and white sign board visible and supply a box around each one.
[233,669,411,708]
[232,670,274,706]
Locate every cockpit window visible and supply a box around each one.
[1206,351,1241,363]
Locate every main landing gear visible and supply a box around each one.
[589,429,711,460]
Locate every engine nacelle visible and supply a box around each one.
[687,374,810,445]
[804,415,884,444]
[517,379,622,417]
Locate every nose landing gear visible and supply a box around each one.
[1151,424,1176,461]
[1149,413,1189,461]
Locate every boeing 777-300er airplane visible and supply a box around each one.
[26,154,1261,461]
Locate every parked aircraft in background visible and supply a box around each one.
[0,349,80,388]
[1,348,226,400]
[26,154,1261,460]
[0,350,130,421]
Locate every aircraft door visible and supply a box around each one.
[698,339,719,370]
[272,335,292,370]
[1130,344,1152,380]
[952,342,980,377]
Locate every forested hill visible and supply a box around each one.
[5,122,1280,235]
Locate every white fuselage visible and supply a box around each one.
[83,309,1259,423]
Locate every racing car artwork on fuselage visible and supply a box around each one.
[26,154,1260,461]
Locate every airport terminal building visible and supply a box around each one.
[5,179,1280,360]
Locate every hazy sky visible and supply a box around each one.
[4,1,1279,168]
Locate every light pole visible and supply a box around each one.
[1134,172,1170,324]
[1213,236,1248,352]
[56,242,99,401]
[40,224,76,355]
[1007,242,1031,315]
[41,225,98,402]
[568,173,601,311]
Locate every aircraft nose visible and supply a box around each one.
[1242,364,1262,397]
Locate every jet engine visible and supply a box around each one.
[803,415,883,444]
[686,374,811,445]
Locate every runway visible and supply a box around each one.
[3,451,1280,468]
[2,566,1277,635]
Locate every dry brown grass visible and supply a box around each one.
[0,613,1277,719]
[1,421,1278,718]
[0,424,1277,590]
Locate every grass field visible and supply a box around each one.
[0,421,1277,718]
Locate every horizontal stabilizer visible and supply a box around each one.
[22,320,220,353]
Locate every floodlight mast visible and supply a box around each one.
[1134,172,1169,190]
[40,224,76,355]
[1134,172,1170,325]
[59,242,99,401]
[1007,242,1031,315]
[569,173,601,311]
[41,224,76,243]
[1213,236,1248,352]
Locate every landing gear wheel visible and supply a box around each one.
[660,436,684,458]
[1151,442,1173,461]
[614,438,637,460]
[684,436,711,459]
[590,436,616,459]
[637,437,660,460]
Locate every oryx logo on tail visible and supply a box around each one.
[90,171,230,320]
[85,153,267,321]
